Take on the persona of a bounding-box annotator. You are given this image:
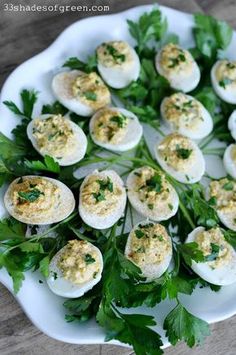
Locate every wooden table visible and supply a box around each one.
[1,0,236,354]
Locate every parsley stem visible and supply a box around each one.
[6,211,78,253]
[202,147,225,156]
[199,133,214,149]
[178,199,195,229]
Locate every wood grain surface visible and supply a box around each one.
[1,0,236,354]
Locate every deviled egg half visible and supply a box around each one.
[47,240,103,298]
[228,110,236,140]
[52,70,111,116]
[161,93,213,139]
[79,170,126,229]
[155,133,205,184]
[89,107,143,152]
[186,226,236,285]
[207,178,236,231]
[96,40,140,89]
[223,144,236,179]
[155,43,200,92]
[4,176,75,225]
[125,221,172,280]
[211,60,236,104]
[27,114,87,166]
[127,166,179,221]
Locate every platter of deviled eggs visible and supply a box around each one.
[1,4,236,347]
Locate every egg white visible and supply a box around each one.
[161,94,213,139]
[155,47,200,92]
[27,114,87,166]
[186,226,236,285]
[52,70,110,116]
[97,43,140,89]
[47,242,103,298]
[228,110,236,140]
[79,170,126,229]
[126,167,179,221]
[211,61,236,104]
[223,144,236,179]
[155,135,205,184]
[4,176,75,225]
[89,107,143,152]
[125,220,172,280]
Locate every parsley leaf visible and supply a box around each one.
[25,155,60,174]
[176,145,192,159]
[64,289,101,323]
[84,254,96,264]
[18,188,44,202]
[146,173,162,193]
[0,218,26,242]
[127,7,167,54]
[164,303,210,347]
[97,302,163,355]
[83,91,97,101]
[193,13,233,61]
[92,191,106,202]
[204,243,220,262]
[4,89,38,120]
[110,114,127,128]
[63,55,97,73]
[135,229,145,239]
[41,101,68,115]
[178,242,205,267]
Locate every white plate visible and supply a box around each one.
[1,4,236,348]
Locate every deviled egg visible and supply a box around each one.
[47,240,103,298]
[223,144,236,179]
[161,93,213,139]
[207,178,236,231]
[4,176,75,225]
[211,60,236,104]
[228,110,236,140]
[89,107,143,152]
[125,221,172,280]
[126,166,179,221]
[155,133,205,184]
[186,226,236,285]
[155,43,200,92]
[96,41,140,88]
[52,70,111,116]
[27,114,87,166]
[79,170,126,229]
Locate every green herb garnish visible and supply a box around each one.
[18,188,44,203]
[110,114,127,128]
[135,229,145,239]
[176,145,192,159]
[85,254,96,264]
[84,91,97,101]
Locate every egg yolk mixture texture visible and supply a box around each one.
[33,115,76,159]
[72,72,110,110]
[127,223,171,267]
[157,133,195,171]
[163,93,203,130]
[97,41,133,67]
[196,228,233,269]
[159,43,194,75]
[92,108,128,143]
[57,240,101,284]
[11,177,60,219]
[134,167,175,212]
[230,145,236,163]
[81,175,123,216]
[209,178,236,215]
[216,60,236,89]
